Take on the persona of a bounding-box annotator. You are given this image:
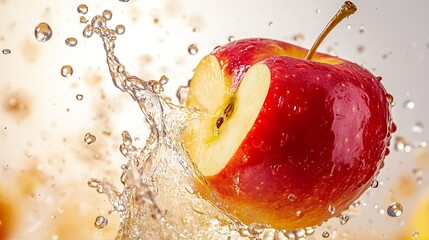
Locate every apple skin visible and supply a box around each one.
[186,38,393,230]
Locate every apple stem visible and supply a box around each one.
[305,1,357,61]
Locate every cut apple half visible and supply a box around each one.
[183,55,270,176]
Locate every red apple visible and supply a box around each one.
[182,38,393,230]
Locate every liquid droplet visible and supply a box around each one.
[412,231,419,238]
[412,121,424,133]
[76,94,84,101]
[315,9,321,14]
[346,24,352,30]
[34,22,52,42]
[322,231,330,238]
[2,49,11,55]
[84,133,96,145]
[80,16,89,24]
[102,10,113,20]
[387,202,403,217]
[339,214,349,225]
[228,35,235,42]
[394,136,412,152]
[60,65,73,78]
[188,44,198,55]
[328,205,336,215]
[293,33,304,44]
[403,99,415,109]
[268,21,273,26]
[91,15,107,28]
[357,45,365,53]
[359,25,365,33]
[115,25,125,35]
[83,24,94,38]
[87,178,101,188]
[77,4,88,14]
[288,193,296,201]
[65,37,78,47]
[371,179,379,188]
[94,216,108,229]
[247,223,265,235]
[119,0,130,2]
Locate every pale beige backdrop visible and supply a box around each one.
[0,0,428,239]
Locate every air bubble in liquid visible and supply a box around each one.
[35,22,52,42]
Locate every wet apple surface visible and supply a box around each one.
[183,37,393,229]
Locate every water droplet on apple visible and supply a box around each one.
[77,4,89,14]
[188,44,198,55]
[65,37,78,47]
[288,193,296,201]
[412,232,419,238]
[339,214,349,225]
[328,205,336,215]
[403,99,415,109]
[84,132,96,145]
[371,179,379,188]
[35,22,52,42]
[412,121,424,133]
[2,48,11,55]
[387,202,403,217]
[61,65,73,78]
[94,215,108,229]
[322,231,330,238]
[216,117,224,128]
[385,93,394,106]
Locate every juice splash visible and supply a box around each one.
[83,10,320,240]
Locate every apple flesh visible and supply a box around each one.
[182,38,393,230]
